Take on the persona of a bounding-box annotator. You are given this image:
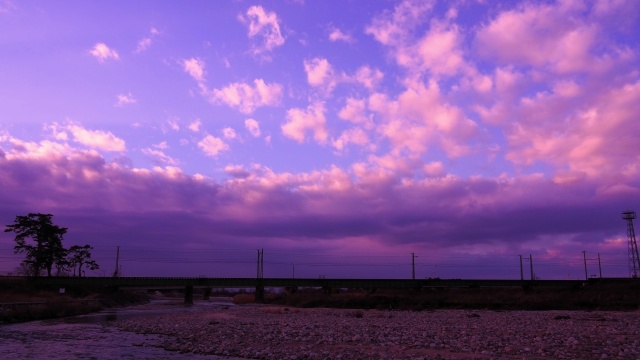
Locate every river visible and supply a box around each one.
[0,298,246,359]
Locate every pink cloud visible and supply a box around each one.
[366,154,421,179]
[141,148,178,166]
[2,137,86,162]
[473,66,528,125]
[244,119,261,138]
[338,98,372,127]
[505,80,640,179]
[398,22,467,77]
[369,79,478,157]
[225,164,251,179]
[281,102,328,144]
[304,60,383,95]
[304,57,337,92]
[353,66,384,90]
[89,43,119,63]
[328,27,354,43]
[188,119,202,132]
[114,93,137,107]
[364,2,476,83]
[136,37,152,53]
[552,80,581,97]
[197,134,229,157]
[365,0,434,46]
[365,0,473,80]
[182,58,206,83]
[475,2,611,74]
[50,122,125,152]
[153,141,168,150]
[166,119,179,132]
[135,27,160,53]
[457,70,493,94]
[240,5,285,56]
[424,161,445,177]
[222,127,237,140]
[211,79,282,114]
[332,127,370,151]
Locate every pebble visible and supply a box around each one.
[116,306,640,359]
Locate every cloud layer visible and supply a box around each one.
[1,0,638,278]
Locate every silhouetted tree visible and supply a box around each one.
[67,245,99,277]
[4,213,67,277]
[14,262,41,277]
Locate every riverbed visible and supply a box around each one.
[0,298,245,360]
[117,306,640,359]
[3,299,640,359]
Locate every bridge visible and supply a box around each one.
[18,276,598,304]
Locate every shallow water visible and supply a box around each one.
[0,299,244,360]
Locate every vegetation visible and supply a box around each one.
[266,280,640,311]
[0,277,149,324]
[4,213,99,277]
[232,293,257,304]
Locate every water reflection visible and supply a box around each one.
[0,298,244,360]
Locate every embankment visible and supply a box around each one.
[0,278,149,324]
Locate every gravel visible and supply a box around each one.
[116,305,640,359]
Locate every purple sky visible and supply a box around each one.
[1,0,639,279]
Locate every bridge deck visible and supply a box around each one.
[15,276,606,289]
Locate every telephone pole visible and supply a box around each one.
[529,254,534,281]
[598,253,602,278]
[582,251,588,281]
[519,255,524,281]
[256,249,264,279]
[113,246,120,278]
[622,211,640,278]
[411,253,417,280]
[256,249,264,303]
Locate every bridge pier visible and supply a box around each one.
[203,287,211,300]
[255,285,265,303]
[255,277,265,303]
[184,285,193,305]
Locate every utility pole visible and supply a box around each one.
[622,211,640,278]
[598,253,602,278]
[582,251,588,281]
[292,264,295,279]
[256,249,264,279]
[113,246,120,278]
[411,253,417,280]
[256,249,264,303]
[529,254,534,281]
[519,255,524,281]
